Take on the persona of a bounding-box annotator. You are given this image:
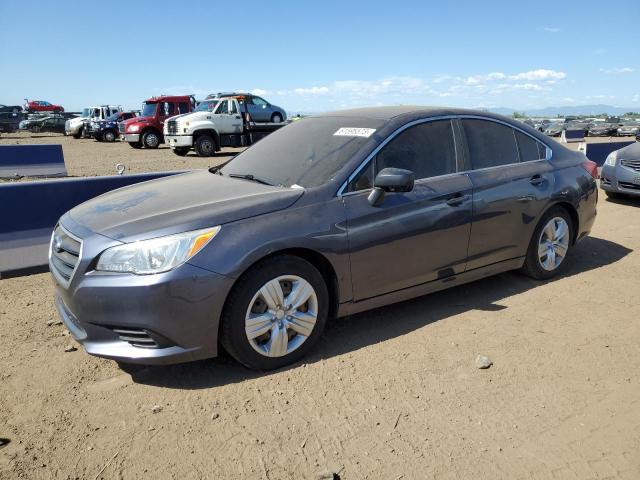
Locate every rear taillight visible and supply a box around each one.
[581,160,598,179]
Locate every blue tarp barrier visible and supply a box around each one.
[0,144,67,178]
[561,129,585,143]
[584,141,636,166]
[0,171,188,278]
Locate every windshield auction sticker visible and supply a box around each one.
[333,127,376,138]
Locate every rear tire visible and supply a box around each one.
[173,147,190,156]
[220,255,329,370]
[194,134,217,157]
[521,206,573,280]
[129,141,142,149]
[142,130,160,149]
[271,113,283,123]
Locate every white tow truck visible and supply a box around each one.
[163,95,285,157]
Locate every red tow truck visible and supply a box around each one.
[119,95,195,149]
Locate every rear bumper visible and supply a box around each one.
[121,133,140,143]
[165,135,193,148]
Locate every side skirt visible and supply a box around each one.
[337,257,525,318]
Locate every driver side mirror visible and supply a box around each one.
[367,168,414,206]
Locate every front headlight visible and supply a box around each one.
[128,124,140,132]
[604,150,618,167]
[96,226,220,274]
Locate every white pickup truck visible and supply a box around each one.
[65,105,122,139]
[163,96,284,157]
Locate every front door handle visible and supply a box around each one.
[446,193,468,206]
[530,174,546,186]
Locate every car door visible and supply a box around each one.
[213,100,242,133]
[461,117,554,270]
[343,119,473,301]
[249,96,270,122]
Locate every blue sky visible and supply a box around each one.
[1,0,638,113]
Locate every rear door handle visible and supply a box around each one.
[446,193,468,206]
[530,174,546,186]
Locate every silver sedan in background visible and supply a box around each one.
[601,142,640,198]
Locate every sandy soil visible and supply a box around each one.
[1,133,640,479]
[0,131,240,178]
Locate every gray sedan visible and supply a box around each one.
[601,142,640,198]
[50,106,598,370]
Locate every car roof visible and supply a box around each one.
[318,105,510,121]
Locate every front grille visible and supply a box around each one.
[166,120,179,134]
[621,159,640,172]
[110,327,159,348]
[619,181,640,191]
[118,122,125,134]
[50,225,81,286]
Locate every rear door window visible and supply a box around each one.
[462,119,519,169]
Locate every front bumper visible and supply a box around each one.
[50,222,235,365]
[600,163,640,196]
[165,134,193,148]
[121,133,140,142]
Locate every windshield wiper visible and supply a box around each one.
[227,173,274,186]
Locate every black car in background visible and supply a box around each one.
[0,104,23,114]
[88,111,138,142]
[588,123,618,136]
[19,113,66,133]
[0,112,21,134]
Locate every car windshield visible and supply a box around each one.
[141,103,157,116]
[220,116,384,188]
[195,100,219,112]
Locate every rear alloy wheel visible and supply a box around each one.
[102,130,116,142]
[521,207,573,280]
[173,147,190,156]
[271,113,283,123]
[220,256,328,370]
[142,131,160,149]
[194,134,216,157]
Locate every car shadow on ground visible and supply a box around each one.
[604,195,639,207]
[121,235,632,389]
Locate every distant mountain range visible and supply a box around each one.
[488,104,638,117]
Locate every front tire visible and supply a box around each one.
[102,130,116,142]
[72,127,83,139]
[173,147,190,156]
[220,255,329,370]
[521,206,573,280]
[142,130,160,149]
[605,191,623,200]
[194,134,216,157]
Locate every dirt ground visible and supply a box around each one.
[0,131,240,178]
[1,134,640,479]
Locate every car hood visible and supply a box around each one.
[64,170,304,242]
[616,142,640,160]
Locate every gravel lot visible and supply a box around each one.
[1,133,639,479]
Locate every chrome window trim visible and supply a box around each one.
[49,223,83,289]
[336,114,553,197]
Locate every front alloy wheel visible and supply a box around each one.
[220,255,328,370]
[245,276,318,358]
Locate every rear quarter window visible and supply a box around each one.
[515,130,545,162]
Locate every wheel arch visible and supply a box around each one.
[546,201,579,245]
[193,128,220,147]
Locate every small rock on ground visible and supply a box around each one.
[475,355,493,369]
[151,405,163,414]
[64,345,77,352]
